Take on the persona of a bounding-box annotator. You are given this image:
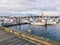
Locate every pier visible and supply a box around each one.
[0,27,37,45]
[0,27,60,45]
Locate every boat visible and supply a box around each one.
[31,18,45,26]
[46,18,57,25]
[21,19,29,23]
[54,18,59,23]
[46,21,56,25]
[31,18,57,25]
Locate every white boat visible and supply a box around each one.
[46,21,56,25]
[31,19,45,26]
[31,18,57,25]
[54,18,59,23]
[46,19,57,25]
[21,19,29,23]
[31,22,45,25]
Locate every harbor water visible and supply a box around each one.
[9,23,60,43]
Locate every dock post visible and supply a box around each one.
[19,17,20,25]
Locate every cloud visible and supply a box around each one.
[0,0,60,16]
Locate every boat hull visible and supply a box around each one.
[46,22,56,25]
[31,22,45,26]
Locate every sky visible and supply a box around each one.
[0,0,60,16]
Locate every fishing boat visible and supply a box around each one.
[46,18,57,25]
[31,18,45,25]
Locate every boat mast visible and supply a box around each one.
[42,11,43,19]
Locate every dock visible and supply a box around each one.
[0,15,60,27]
[0,28,37,45]
[0,27,60,45]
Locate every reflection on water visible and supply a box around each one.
[9,23,60,42]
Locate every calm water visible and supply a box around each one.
[9,23,60,42]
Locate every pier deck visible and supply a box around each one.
[0,27,60,45]
[0,30,37,45]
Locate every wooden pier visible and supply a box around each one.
[0,28,37,45]
[0,27,60,45]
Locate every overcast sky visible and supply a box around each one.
[0,0,60,16]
